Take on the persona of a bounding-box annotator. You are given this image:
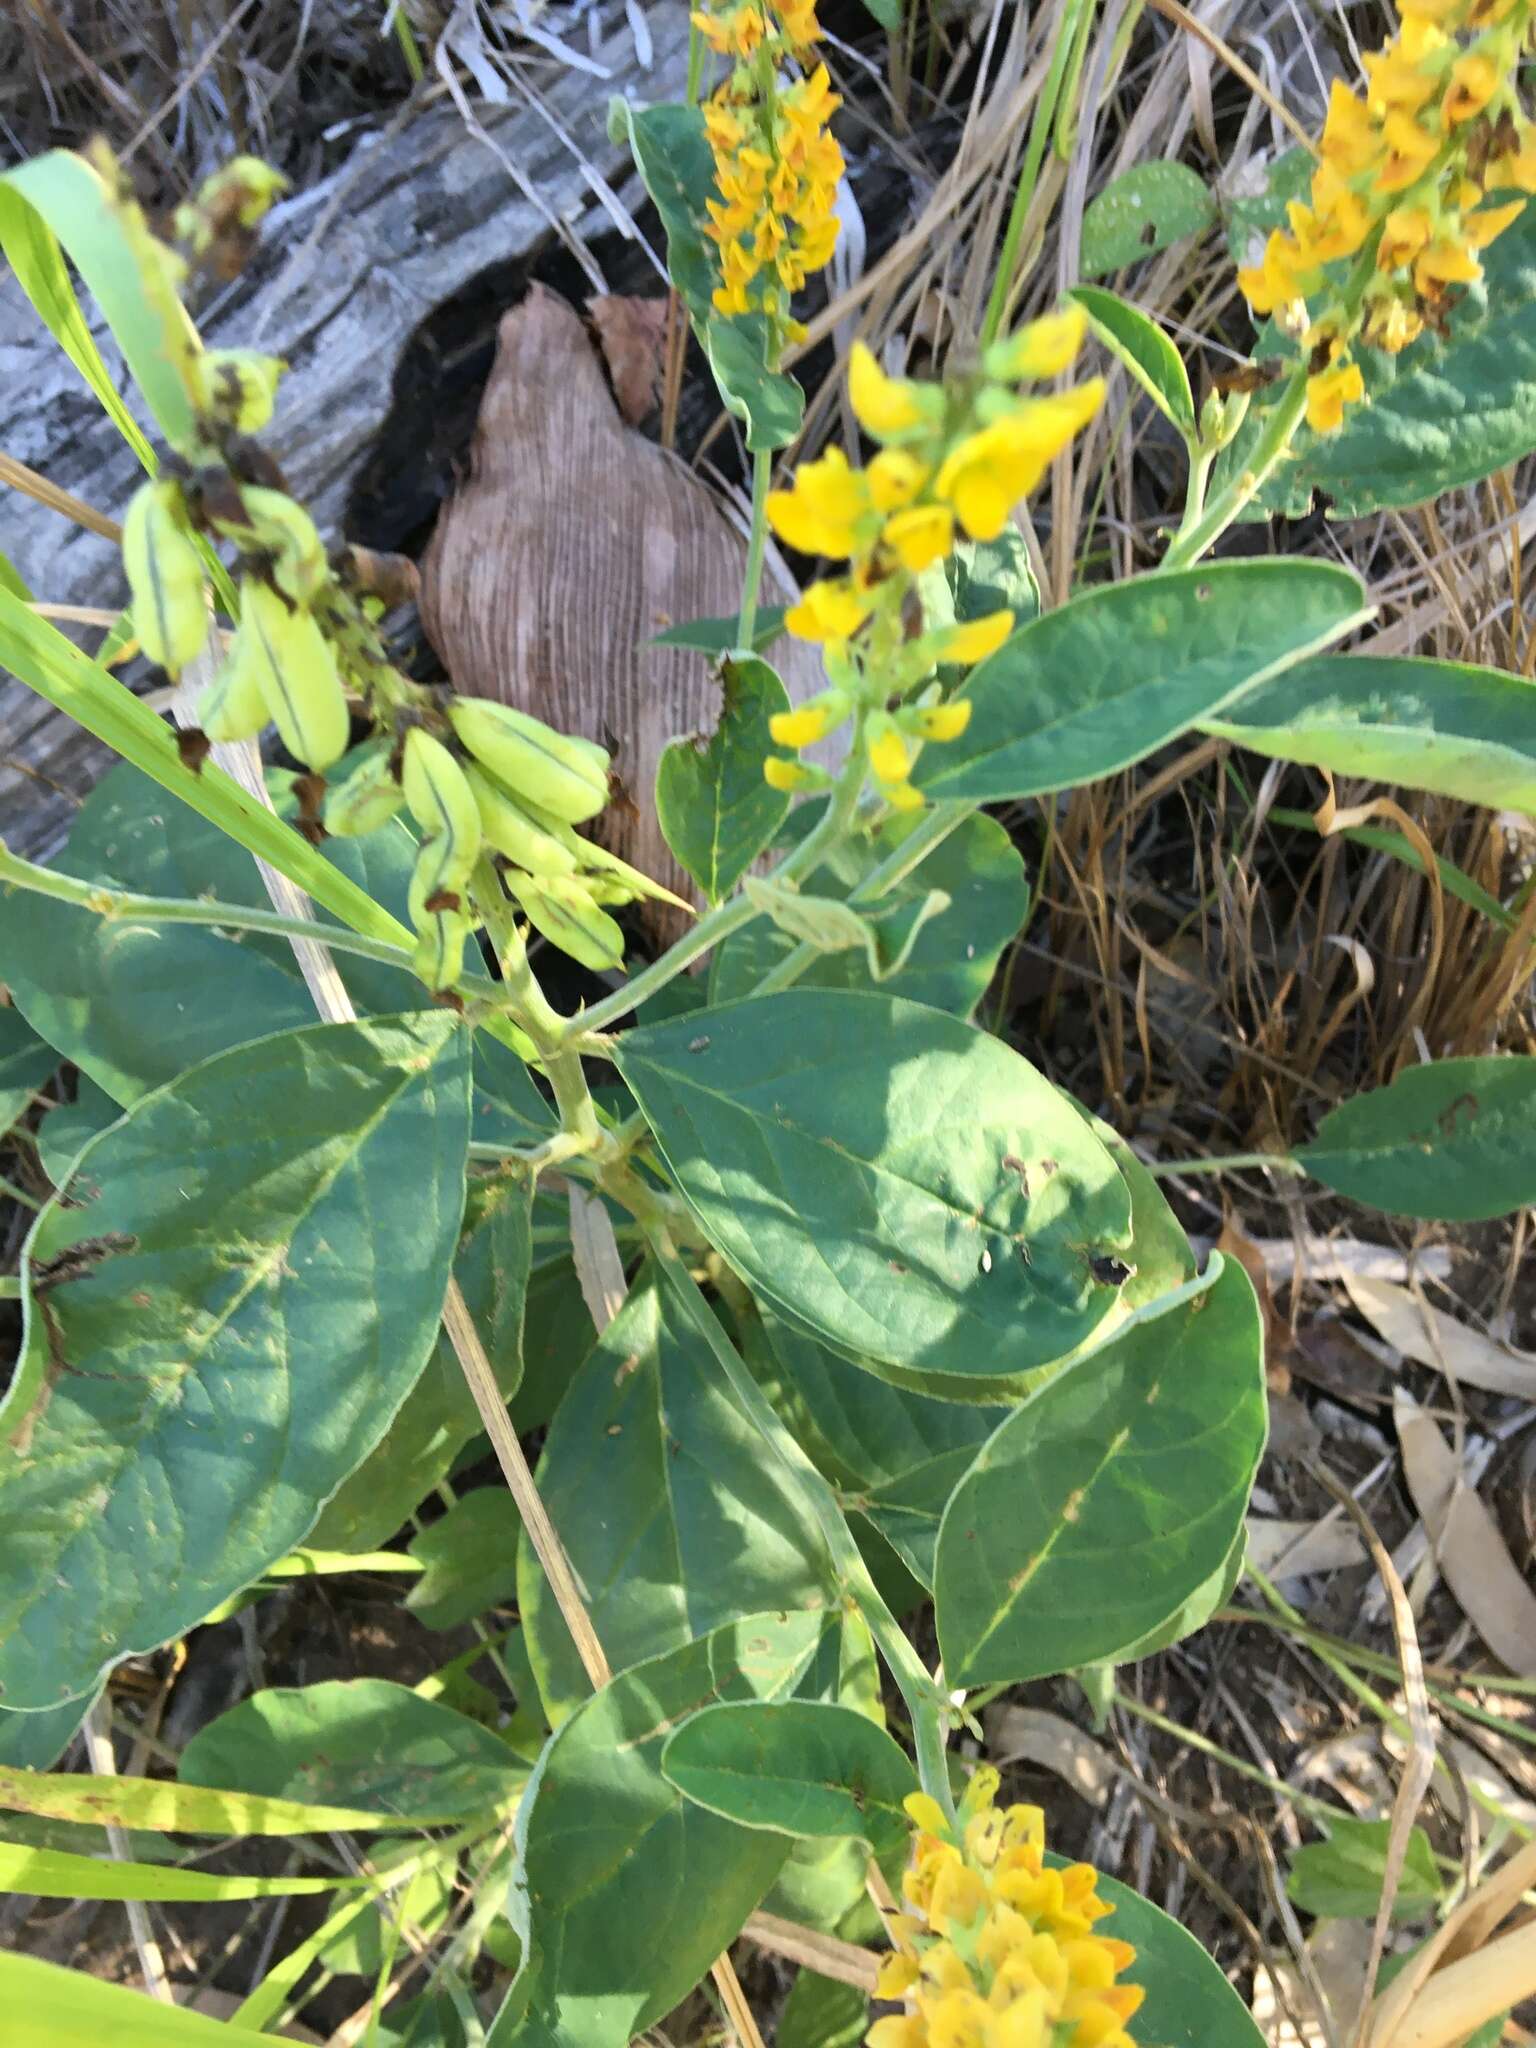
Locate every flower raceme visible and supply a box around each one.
[694,0,844,345]
[868,1775,1144,2048]
[1237,0,1535,433]
[761,311,1102,809]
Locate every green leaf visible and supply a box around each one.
[1081,1110,1199,1314]
[650,606,788,655]
[705,312,807,452]
[180,1679,522,1819]
[493,1610,839,2048]
[778,1971,868,2048]
[512,1254,597,1433]
[750,1307,1004,1491]
[1296,1055,1536,1220]
[35,1078,119,1185]
[913,562,1369,804]
[1079,162,1215,278]
[935,1256,1266,1683]
[661,1700,918,1867]
[613,990,1132,1383]
[1070,284,1196,434]
[0,1007,56,1136]
[312,1171,533,1552]
[611,101,803,450]
[858,1448,979,1589]
[0,1953,283,2048]
[0,760,549,1139]
[0,606,419,970]
[656,655,792,902]
[1224,147,1311,260]
[0,1695,91,1771]
[1207,651,1536,813]
[1287,1816,1441,1920]
[710,808,1029,1017]
[0,1762,416,1835]
[0,1840,355,1902]
[0,152,169,466]
[0,1013,470,1710]
[519,1271,835,1722]
[407,1489,522,1630]
[1089,1867,1266,2048]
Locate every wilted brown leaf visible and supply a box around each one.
[419,285,825,927]
[587,293,670,426]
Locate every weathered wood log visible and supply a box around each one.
[0,3,693,860]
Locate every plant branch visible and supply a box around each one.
[736,446,773,651]
[1159,365,1307,570]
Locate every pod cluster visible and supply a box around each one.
[324,698,685,992]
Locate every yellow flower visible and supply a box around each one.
[1443,51,1500,124]
[849,341,931,438]
[935,384,1104,539]
[785,577,872,642]
[938,610,1014,665]
[1319,79,1376,173]
[768,688,849,746]
[868,722,915,786]
[984,304,1087,381]
[912,699,973,741]
[1306,358,1366,432]
[1462,196,1525,247]
[879,778,927,813]
[762,754,818,791]
[884,504,954,571]
[868,1782,1142,2048]
[868,448,930,510]
[1415,234,1483,287]
[767,446,870,556]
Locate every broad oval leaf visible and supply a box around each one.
[1070,284,1196,434]
[1206,651,1536,814]
[656,655,792,903]
[0,1013,470,1710]
[1286,1815,1441,1921]
[520,1270,835,1722]
[311,1171,534,1553]
[710,806,1029,1017]
[493,1610,840,2048]
[935,1256,1266,1684]
[180,1679,522,1820]
[613,990,1133,1382]
[1079,161,1215,277]
[0,1007,57,1137]
[913,562,1368,804]
[1296,1055,1536,1220]
[407,1488,522,1631]
[661,1700,917,1868]
[0,1695,92,1772]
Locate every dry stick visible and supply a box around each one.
[742,1911,878,1992]
[83,1698,174,2003]
[167,660,768,2048]
[0,450,121,541]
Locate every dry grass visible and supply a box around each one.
[3,0,1536,2039]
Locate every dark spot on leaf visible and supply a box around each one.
[1089,1253,1137,1287]
[1140,221,1158,246]
[1195,583,1212,601]
[176,727,212,774]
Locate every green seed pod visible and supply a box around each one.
[238,578,350,772]
[401,729,482,886]
[192,349,285,434]
[121,479,209,677]
[464,763,578,877]
[211,486,327,603]
[322,744,406,837]
[447,698,610,825]
[411,909,472,992]
[505,871,625,974]
[196,637,268,743]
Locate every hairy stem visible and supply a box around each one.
[736,446,774,652]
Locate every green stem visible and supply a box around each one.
[0,1176,41,1212]
[735,447,773,652]
[1168,444,1216,552]
[979,0,1091,347]
[1143,1149,1306,1180]
[1159,366,1308,571]
[646,1229,956,1819]
[686,21,705,103]
[557,727,879,1046]
[0,838,507,997]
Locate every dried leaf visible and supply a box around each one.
[1394,1391,1536,1675]
[1246,1516,1365,1578]
[1343,1272,1536,1401]
[1218,1214,1288,1377]
[587,294,670,426]
[419,287,825,924]
[982,1704,1115,1808]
